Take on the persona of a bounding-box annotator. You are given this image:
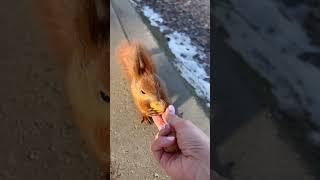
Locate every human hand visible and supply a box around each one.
[151,105,210,180]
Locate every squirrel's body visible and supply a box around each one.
[35,0,109,175]
[117,41,170,123]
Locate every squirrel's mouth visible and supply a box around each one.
[147,100,166,116]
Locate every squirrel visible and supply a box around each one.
[116,41,179,152]
[35,0,110,175]
[116,41,171,124]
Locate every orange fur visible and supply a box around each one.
[116,41,170,123]
[34,0,109,176]
[116,40,155,81]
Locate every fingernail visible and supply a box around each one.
[165,136,175,142]
[168,105,175,115]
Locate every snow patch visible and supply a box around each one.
[142,6,163,27]
[166,32,210,101]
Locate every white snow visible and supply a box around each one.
[142,6,163,27]
[142,6,169,33]
[166,32,210,101]
[140,5,210,102]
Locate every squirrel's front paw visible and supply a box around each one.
[146,108,160,116]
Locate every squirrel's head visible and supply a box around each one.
[132,73,167,115]
[133,74,162,102]
[130,43,167,114]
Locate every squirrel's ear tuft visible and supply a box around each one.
[136,49,146,75]
[134,43,155,76]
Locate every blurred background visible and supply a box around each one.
[0,0,102,179]
[214,0,320,179]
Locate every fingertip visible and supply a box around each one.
[162,105,176,123]
[168,105,175,115]
[159,136,176,147]
[165,136,175,142]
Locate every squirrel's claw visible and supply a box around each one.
[141,115,153,124]
[146,109,158,116]
[147,116,153,124]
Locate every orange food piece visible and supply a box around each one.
[150,101,166,114]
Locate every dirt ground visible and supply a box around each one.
[0,1,102,179]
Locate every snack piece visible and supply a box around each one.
[150,101,166,114]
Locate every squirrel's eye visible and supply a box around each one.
[141,90,146,94]
[100,91,109,103]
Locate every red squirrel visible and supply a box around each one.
[34,0,110,175]
[116,41,179,152]
[116,41,170,123]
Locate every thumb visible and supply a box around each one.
[163,105,185,131]
[162,105,176,123]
